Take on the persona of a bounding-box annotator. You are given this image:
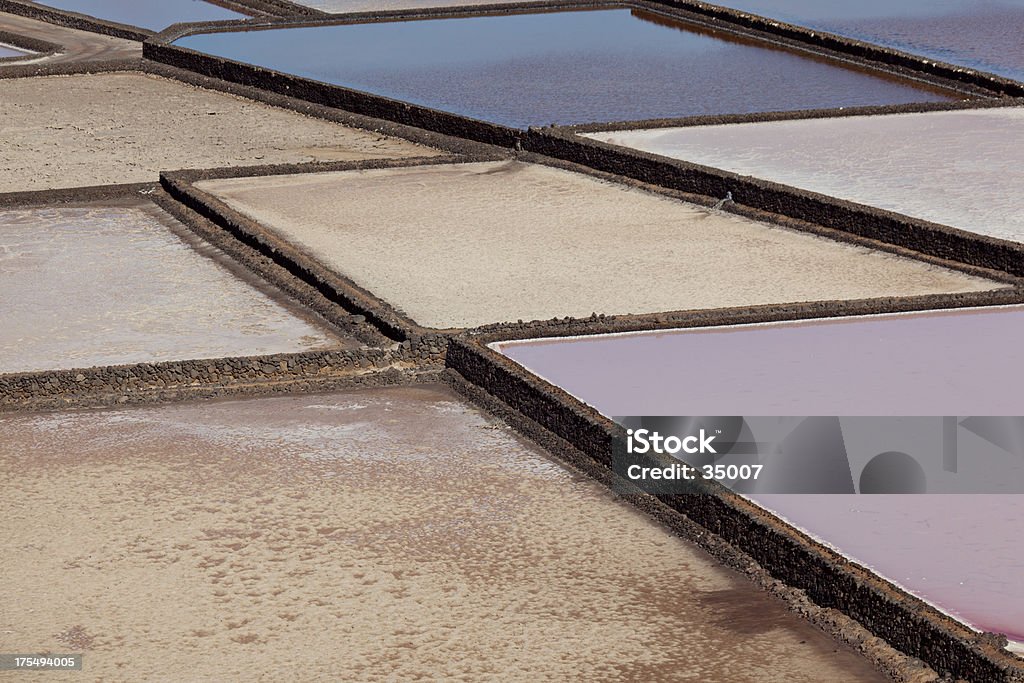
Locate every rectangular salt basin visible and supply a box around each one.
[586,108,1024,243]
[494,306,1024,416]
[0,199,351,374]
[494,307,1024,641]
[0,72,437,193]
[195,162,1003,329]
[706,0,1024,82]
[0,384,887,682]
[28,0,247,31]
[173,8,959,129]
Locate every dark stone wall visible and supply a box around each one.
[447,338,616,465]
[0,28,59,60]
[161,171,441,342]
[0,346,448,412]
[0,0,152,41]
[0,184,450,411]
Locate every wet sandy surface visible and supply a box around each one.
[174,8,957,129]
[0,11,141,65]
[707,0,1024,82]
[0,72,438,192]
[0,199,348,374]
[198,161,1002,329]
[494,306,1024,416]
[0,384,887,681]
[26,0,246,31]
[587,107,1024,243]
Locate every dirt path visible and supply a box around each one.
[0,11,140,66]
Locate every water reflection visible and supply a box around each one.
[28,0,246,31]
[175,8,958,128]
[711,0,1024,81]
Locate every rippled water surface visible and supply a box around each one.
[710,0,1024,82]
[175,9,957,128]
[29,0,246,31]
[0,201,345,374]
[588,107,1024,243]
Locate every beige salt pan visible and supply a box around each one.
[0,72,439,192]
[199,161,1003,329]
[0,385,886,681]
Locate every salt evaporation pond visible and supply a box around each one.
[0,385,887,681]
[494,307,1024,642]
[0,72,436,193]
[196,161,1002,329]
[174,8,960,129]
[705,0,1024,82]
[587,107,1024,243]
[0,44,30,58]
[27,0,247,31]
[0,200,349,374]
